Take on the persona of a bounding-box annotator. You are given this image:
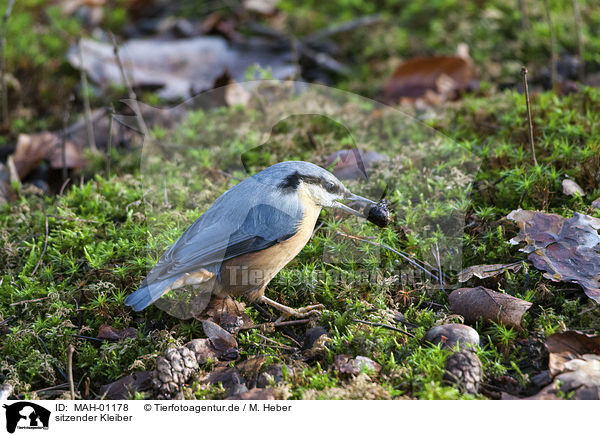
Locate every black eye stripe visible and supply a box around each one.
[279,172,342,194]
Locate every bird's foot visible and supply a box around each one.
[258,296,324,321]
[275,303,325,322]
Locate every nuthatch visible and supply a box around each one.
[125,161,383,320]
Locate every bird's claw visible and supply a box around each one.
[276,303,325,321]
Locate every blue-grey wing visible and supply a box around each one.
[125,178,304,312]
[138,202,301,289]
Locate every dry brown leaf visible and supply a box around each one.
[236,355,268,384]
[202,320,239,360]
[546,331,600,375]
[10,133,84,180]
[204,296,253,333]
[0,163,15,205]
[203,367,245,389]
[324,149,388,180]
[448,286,532,329]
[186,338,218,365]
[458,263,523,282]
[512,331,600,400]
[97,324,138,340]
[99,371,152,399]
[507,209,600,303]
[244,0,279,15]
[384,45,476,105]
[562,179,585,196]
[69,37,296,100]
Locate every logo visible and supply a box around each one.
[2,402,50,434]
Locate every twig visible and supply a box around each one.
[572,0,584,82]
[108,32,148,136]
[78,39,96,151]
[310,220,324,239]
[352,319,415,338]
[0,0,15,126]
[37,335,68,382]
[30,215,48,277]
[163,178,168,206]
[304,14,383,43]
[433,241,445,294]
[10,295,50,306]
[255,333,297,351]
[72,334,105,342]
[543,0,557,91]
[106,105,114,178]
[67,344,75,400]
[48,214,100,223]
[59,177,71,196]
[0,314,17,326]
[64,107,106,137]
[336,231,440,282]
[240,319,311,330]
[520,67,538,166]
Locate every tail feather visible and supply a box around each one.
[124,278,173,311]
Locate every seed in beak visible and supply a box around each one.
[364,199,391,227]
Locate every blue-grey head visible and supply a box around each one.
[253,161,377,216]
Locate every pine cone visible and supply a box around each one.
[443,350,482,395]
[152,346,199,399]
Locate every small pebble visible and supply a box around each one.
[424,324,480,349]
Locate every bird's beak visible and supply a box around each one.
[333,192,377,218]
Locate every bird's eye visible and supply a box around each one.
[326,182,336,192]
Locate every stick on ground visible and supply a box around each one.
[521,67,538,166]
[67,344,75,400]
[0,0,15,126]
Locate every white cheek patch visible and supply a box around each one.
[301,183,329,206]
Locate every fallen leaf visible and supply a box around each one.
[507,331,600,400]
[99,371,152,399]
[546,330,600,375]
[256,363,295,388]
[562,179,585,196]
[69,37,297,100]
[97,324,138,340]
[244,0,279,15]
[0,162,16,205]
[202,320,239,360]
[448,286,532,329]
[458,263,523,282]
[203,367,246,390]
[203,296,253,334]
[236,356,268,385]
[507,209,600,303]
[324,149,388,180]
[384,44,476,105]
[10,133,84,180]
[186,338,218,365]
